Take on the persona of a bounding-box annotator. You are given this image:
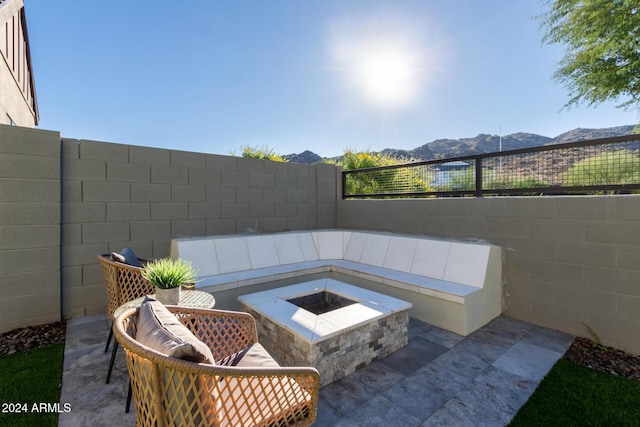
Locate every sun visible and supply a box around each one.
[355,47,417,109]
[327,12,435,111]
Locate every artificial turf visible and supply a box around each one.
[2,341,640,427]
[509,358,640,426]
[0,343,64,427]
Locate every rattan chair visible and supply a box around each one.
[97,253,154,384]
[114,305,320,427]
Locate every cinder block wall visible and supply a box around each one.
[5,123,640,356]
[60,138,337,319]
[0,125,61,331]
[0,124,337,331]
[338,196,640,355]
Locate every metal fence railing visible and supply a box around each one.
[342,134,640,198]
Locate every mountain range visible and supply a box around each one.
[283,125,637,164]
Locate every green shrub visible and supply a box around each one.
[237,145,288,162]
[141,258,197,289]
[435,168,475,192]
[436,167,549,193]
[333,149,432,196]
[562,150,640,188]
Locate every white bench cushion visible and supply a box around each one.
[410,239,450,280]
[172,230,497,297]
[247,235,279,269]
[443,242,491,288]
[214,237,252,274]
[383,236,419,272]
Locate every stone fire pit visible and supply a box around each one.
[239,278,411,387]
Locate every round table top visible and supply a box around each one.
[114,289,215,319]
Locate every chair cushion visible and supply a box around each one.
[111,246,142,267]
[205,376,312,426]
[217,343,280,368]
[136,297,215,364]
[207,344,310,425]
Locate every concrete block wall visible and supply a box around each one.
[0,124,337,331]
[5,122,640,357]
[338,196,640,355]
[0,125,61,332]
[60,138,337,319]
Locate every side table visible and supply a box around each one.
[113,289,215,319]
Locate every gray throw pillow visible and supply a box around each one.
[136,297,215,364]
[119,246,142,267]
[217,343,279,368]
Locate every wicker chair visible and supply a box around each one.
[114,305,320,427]
[97,253,154,385]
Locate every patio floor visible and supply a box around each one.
[58,314,573,426]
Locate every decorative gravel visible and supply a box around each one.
[563,336,640,383]
[0,321,66,356]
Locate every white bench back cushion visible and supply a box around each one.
[170,239,219,277]
[298,233,320,261]
[443,243,491,288]
[173,230,494,289]
[312,231,345,260]
[360,234,391,267]
[342,232,491,289]
[247,235,280,269]
[274,234,307,264]
[214,237,252,274]
[343,232,367,262]
[410,239,451,281]
[383,236,418,272]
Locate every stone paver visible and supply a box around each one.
[58,315,573,426]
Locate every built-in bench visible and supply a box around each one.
[170,230,502,336]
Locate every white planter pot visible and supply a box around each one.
[155,286,180,305]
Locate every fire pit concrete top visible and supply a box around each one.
[238,278,411,343]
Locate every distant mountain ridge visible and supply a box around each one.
[283,150,322,164]
[283,125,637,164]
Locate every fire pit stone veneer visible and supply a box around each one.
[239,279,411,387]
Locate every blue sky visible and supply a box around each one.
[27,1,639,158]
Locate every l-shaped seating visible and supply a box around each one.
[170,230,502,336]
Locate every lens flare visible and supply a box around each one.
[355,45,418,108]
[328,12,432,111]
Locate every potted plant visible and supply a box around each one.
[141,258,197,305]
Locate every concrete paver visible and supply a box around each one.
[58,315,573,426]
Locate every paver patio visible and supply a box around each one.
[59,314,573,426]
